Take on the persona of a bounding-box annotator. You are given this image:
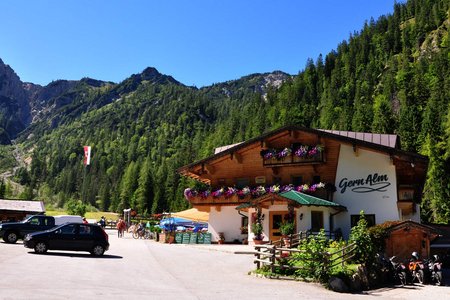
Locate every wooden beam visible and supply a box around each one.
[261,140,271,149]
[271,167,280,175]
[204,164,215,175]
[195,206,211,212]
[199,174,212,181]
[231,152,243,164]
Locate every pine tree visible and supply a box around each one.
[134,156,154,215]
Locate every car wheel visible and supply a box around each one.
[91,245,105,256]
[34,242,48,254]
[4,231,18,244]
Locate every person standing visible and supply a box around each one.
[99,216,106,228]
[116,218,123,237]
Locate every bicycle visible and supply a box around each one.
[133,228,152,239]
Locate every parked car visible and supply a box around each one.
[0,215,83,243]
[23,222,109,256]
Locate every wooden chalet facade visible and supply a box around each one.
[178,126,428,244]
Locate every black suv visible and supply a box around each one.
[24,223,109,256]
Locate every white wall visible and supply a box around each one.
[247,205,332,242]
[208,206,247,242]
[400,204,421,222]
[334,145,399,238]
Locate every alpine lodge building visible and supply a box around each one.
[177,126,428,244]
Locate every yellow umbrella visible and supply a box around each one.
[171,208,209,223]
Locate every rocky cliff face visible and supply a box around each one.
[23,80,78,123]
[0,59,31,141]
[0,59,87,142]
[0,59,114,143]
[0,59,31,121]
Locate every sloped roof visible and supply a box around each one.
[385,220,440,235]
[0,199,45,213]
[318,129,398,148]
[214,142,243,154]
[279,190,346,209]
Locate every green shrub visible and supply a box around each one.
[66,199,87,216]
[289,230,329,281]
[349,211,375,265]
[279,221,295,235]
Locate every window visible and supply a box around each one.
[240,217,248,234]
[60,224,77,235]
[29,217,40,225]
[236,178,249,189]
[312,176,321,184]
[311,211,324,231]
[350,214,376,228]
[273,176,282,185]
[79,225,92,235]
[292,176,303,186]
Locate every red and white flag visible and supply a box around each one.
[83,146,91,166]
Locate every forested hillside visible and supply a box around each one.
[6,0,450,224]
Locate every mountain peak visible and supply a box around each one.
[139,67,181,86]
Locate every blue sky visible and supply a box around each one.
[0,1,400,87]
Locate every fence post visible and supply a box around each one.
[255,246,261,269]
[271,246,276,273]
[323,251,330,280]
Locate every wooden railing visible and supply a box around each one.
[268,229,342,249]
[304,229,343,240]
[263,152,324,167]
[327,242,357,269]
[254,241,357,274]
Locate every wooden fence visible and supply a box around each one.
[254,241,357,274]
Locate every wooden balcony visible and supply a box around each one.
[262,152,324,167]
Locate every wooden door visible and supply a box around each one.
[269,211,296,242]
[310,211,324,232]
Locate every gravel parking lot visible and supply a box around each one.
[0,230,448,300]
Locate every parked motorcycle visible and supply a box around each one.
[408,251,427,284]
[427,255,443,286]
[389,256,407,286]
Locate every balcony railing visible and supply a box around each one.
[263,152,324,167]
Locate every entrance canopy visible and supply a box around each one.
[236,190,346,211]
[279,191,346,210]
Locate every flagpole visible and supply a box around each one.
[82,146,91,203]
[82,164,86,203]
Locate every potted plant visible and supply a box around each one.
[279,221,295,248]
[218,232,225,244]
[279,221,295,236]
[251,222,264,244]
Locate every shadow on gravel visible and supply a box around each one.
[27,251,123,259]
[0,241,24,245]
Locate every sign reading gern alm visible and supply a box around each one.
[338,173,391,194]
